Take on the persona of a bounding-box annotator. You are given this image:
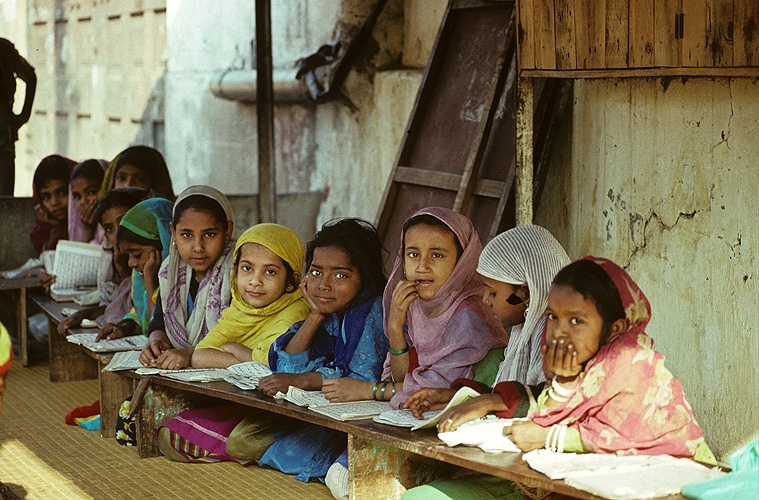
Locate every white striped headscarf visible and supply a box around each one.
[477,225,570,385]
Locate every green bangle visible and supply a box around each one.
[389,345,409,355]
[380,382,388,400]
[372,382,381,400]
[391,383,396,396]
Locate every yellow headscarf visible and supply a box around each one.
[194,223,311,363]
[1,321,11,412]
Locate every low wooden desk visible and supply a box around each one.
[0,276,42,366]
[129,375,690,500]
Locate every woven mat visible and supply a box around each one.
[0,363,332,500]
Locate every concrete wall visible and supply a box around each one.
[535,77,759,460]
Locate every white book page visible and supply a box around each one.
[283,386,331,407]
[103,350,143,371]
[67,333,99,345]
[226,361,272,379]
[374,408,442,428]
[81,335,148,352]
[51,240,103,290]
[310,400,391,421]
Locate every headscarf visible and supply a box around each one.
[383,207,506,408]
[119,198,174,333]
[0,321,11,378]
[68,159,108,244]
[477,225,570,385]
[531,257,706,457]
[158,186,236,348]
[99,146,175,201]
[29,155,77,255]
[204,223,309,358]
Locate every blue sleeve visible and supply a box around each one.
[316,299,387,381]
[270,321,330,374]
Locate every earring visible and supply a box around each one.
[523,306,529,319]
[523,299,530,319]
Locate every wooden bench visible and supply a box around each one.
[127,374,690,500]
[0,276,42,366]
[30,293,136,438]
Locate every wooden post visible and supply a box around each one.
[256,0,276,223]
[17,288,27,366]
[516,76,534,226]
[98,358,135,439]
[47,318,98,382]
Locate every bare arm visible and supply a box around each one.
[12,54,35,129]
[191,347,241,369]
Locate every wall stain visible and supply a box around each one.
[625,210,698,268]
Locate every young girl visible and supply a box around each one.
[29,155,77,255]
[190,223,310,367]
[68,159,107,244]
[401,257,714,500]
[222,219,388,485]
[139,186,235,370]
[405,225,570,428]
[98,198,174,340]
[99,146,175,201]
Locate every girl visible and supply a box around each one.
[190,223,310,367]
[99,146,175,201]
[29,155,77,255]
[68,159,107,244]
[98,198,173,340]
[139,186,235,370]
[402,257,714,500]
[405,226,570,428]
[224,219,388,484]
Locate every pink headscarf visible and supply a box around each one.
[68,159,108,244]
[383,207,506,408]
[531,257,706,457]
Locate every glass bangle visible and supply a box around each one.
[388,345,409,355]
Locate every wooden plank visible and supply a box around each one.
[575,0,606,68]
[605,0,629,68]
[629,0,655,67]
[734,0,759,66]
[518,0,536,69]
[683,0,708,66]
[705,0,734,66]
[519,66,759,77]
[655,0,681,67]
[554,0,576,69]
[98,359,135,439]
[533,0,557,69]
[516,76,533,226]
[396,167,507,199]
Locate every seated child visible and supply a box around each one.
[98,198,174,340]
[139,186,236,370]
[29,154,77,255]
[224,218,388,482]
[99,145,175,201]
[405,225,570,428]
[402,257,715,500]
[68,159,107,244]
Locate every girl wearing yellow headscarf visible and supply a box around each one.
[191,223,310,367]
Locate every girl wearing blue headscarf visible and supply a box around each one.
[98,198,173,340]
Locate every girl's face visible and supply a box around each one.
[100,206,130,248]
[480,275,528,329]
[545,284,622,365]
[39,179,69,222]
[70,176,100,217]
[114,164,151,190]
[122,241,158,274]
[304,246,362,316]
[170,208,232,282]
[236,243,296,308]
[403,223,458,300]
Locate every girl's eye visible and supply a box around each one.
[181,232,192,238]
[265,269,276,276]
[546,313,557,321]
[72,193,81,201]
[41,194,51,201]
[406,251,418,258]
[335,273,347,279]
[86,188,98,196]
[310,269,321,277]
[432,252,443,258]
[570,317,583,325]
[204,231,217,238]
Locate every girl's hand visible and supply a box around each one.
[34,203,56,226]
[387,280,418,340]
[57,310,84,336]
[404,387,455,418]
[436,394,506,432]
[139,339,170,367]
[503,421,551,452]
[321,378,372,402]
[542,339,582,381]
[155,348,193,370]
[40,272,56,295]
[299,278,325,316]
[258,373,302,397]
[97,323,125,341]
[143,249,161,288]
[79,199,98,226]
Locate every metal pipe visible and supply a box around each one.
[209,69,311,104]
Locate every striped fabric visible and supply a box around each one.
[477,225,570,385]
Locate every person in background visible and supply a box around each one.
[99,146,175,201]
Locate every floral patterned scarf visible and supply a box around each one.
[531,256,706,458]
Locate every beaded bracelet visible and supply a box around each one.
[372,381,381,400]
[389,345,410,355]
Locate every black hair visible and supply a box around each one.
[402,214,463,259]
[305,218,388,300]
[33,155,71,195]
[173,194,228,229]
[115,146,165,181]
[552,260,625,345]
[70,159,105,185]
[96,187,154,223]
[117,225,162,251]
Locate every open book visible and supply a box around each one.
[67,333,148,353]
[274,386,392,421]
[44,240,104,301]
[373,386,481,430]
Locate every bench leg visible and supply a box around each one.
[48,321,98,382]
[348,435,455,500]
[17,288,28,366]
[134,384,197,458]
[98,361,135,439]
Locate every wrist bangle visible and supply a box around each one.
[391,383,396,396]
[388,345,409,355]
[380,382,388,400]
[372,382,381,400]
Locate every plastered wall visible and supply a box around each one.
[535,77,759,460]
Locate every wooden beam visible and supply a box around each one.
[256,0,276,223]
[516,76,533,226]
[519,66,759,77]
